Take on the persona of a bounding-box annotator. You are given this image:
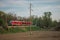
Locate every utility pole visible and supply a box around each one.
[30,3,32,35]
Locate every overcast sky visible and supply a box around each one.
[0,0,60,21]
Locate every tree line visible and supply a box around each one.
[0,11,60,31]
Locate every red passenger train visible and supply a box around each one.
[10,20,32,26]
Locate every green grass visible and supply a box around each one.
[9,27,26,33]
[0,27,26,34]
[25,26,41,31]
[0,26,47,34]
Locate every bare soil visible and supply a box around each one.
[0,31,60,40]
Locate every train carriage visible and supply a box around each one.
[10,20,32,26]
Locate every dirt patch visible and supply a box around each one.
[0,31,60,40]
